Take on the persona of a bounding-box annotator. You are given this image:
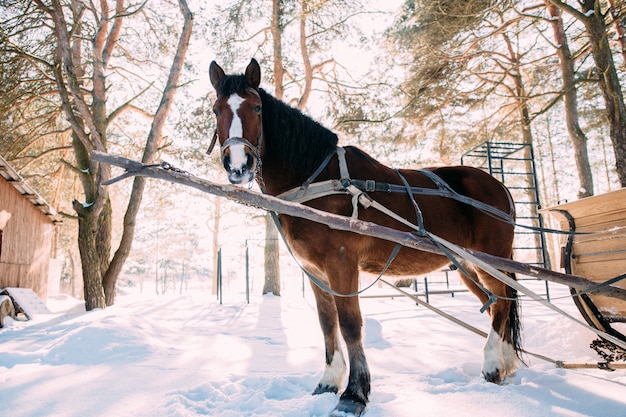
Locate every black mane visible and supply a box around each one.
[214,73,339,177]
[259,89,338,176]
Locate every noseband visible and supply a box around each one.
[206,126,263,184]
[219,136,261,161]
[206,129,262,161]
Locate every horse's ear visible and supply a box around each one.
[245,58,261,90]
[209,61,225,90]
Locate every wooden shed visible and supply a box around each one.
[0,155,60,303]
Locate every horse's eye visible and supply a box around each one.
[213,108,219,116]
[253,105,261,113]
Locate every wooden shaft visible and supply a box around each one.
[91,151,626,303]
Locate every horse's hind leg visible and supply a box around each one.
[460,263,521,384]
[309,277,347,395]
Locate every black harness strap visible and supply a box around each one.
[395,168,499,312]
[394,169,426,235]
[301,149,336,190]
[269,212,402,298]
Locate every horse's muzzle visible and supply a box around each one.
[221,137,258,185]
[224,161,255,185]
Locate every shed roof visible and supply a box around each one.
[0,155,62,224]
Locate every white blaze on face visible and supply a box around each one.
[227,93,247,170]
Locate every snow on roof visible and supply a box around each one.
[0,154,62,224]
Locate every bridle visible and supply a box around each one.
[206,129,219,155]
[206,131,261,159]
[207,88,264,184]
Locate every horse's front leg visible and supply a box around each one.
[317,254,369,415]
[309,282,347,395]
[330,293,369,416]
[310,258,369,415]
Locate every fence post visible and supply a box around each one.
[217,247,222,305]
[245,241,250,304]
[424,277,429,304]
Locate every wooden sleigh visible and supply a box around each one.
[543,188,626,356]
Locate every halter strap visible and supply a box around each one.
[206,129,219,155]
[220,137,260,159]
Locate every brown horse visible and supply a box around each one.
[208,58,521,416]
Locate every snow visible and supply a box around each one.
[1,281,626,417]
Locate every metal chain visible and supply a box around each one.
[591,338,626,365]
[159,161,191,176]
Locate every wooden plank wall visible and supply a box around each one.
[0,178,53,301]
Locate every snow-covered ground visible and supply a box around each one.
[1,279,625,417]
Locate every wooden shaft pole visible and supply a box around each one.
[91,151,626,303]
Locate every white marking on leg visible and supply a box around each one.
[318,348,346,390]
[502,339,518,375]
[482,327,505,381]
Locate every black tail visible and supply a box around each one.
[507,273,524,361]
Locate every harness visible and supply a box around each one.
[278,146,515,225]
[269,146,518,303]
[270,148,626,352]
[210,98,520,303]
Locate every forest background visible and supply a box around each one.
[1,0,625,310]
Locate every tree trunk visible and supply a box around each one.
[546,3,594,198]
[262,0,286,296]
[297,1,313,109]
[272,0,285,100]
[554,0,626,186]
[75,201,108,310]
[501,31,548,265]
[263,213,281,296]
[582,2,626,186]
[608,0,626,66]
[101,0,193,306]
[51,0,192,309]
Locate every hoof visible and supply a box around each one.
[313,383,339,395]
[330,398,367,417]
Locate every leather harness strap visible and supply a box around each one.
[277,146,515,225]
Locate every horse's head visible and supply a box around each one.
[208,58,263,185]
